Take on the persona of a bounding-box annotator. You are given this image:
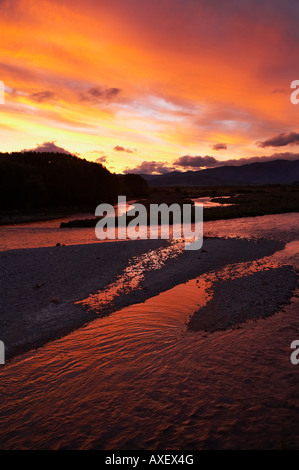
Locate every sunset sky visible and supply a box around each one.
[1,0,299,174]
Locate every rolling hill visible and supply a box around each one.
[139,159,299,187]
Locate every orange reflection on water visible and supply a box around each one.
[0,237,298,449]
[75,239,185,314]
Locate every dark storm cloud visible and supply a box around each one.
[30,90,56,102]
[114,145,136,153]
[124,160,174,175]
[173,155,219,169]
[212,143,227,151]
[257,132,299,148]
[80,87,121,103]
[254,152,299,161]
[21,141,72,154]
[96,156,108,163]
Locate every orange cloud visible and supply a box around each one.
[0,0,299,172]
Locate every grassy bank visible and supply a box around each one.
[59,184,299,228]
[203,184,299,220]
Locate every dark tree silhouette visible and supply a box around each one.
[0,151,148,210]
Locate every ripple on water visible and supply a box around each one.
[0,213,298,449]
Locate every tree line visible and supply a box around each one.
[0,151,148,210]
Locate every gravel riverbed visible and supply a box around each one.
[0,236,294,361]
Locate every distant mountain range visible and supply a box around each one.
[138,159,299,187]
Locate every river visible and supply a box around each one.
[0,212,298,449]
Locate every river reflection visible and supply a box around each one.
[0,213,298,449]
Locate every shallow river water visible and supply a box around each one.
[0,213,298,449]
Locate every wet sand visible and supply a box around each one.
[0,236,294,361]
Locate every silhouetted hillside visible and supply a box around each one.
[118,174,149,198]
[140,159,299,187]
[0,152,148,210]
